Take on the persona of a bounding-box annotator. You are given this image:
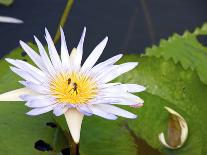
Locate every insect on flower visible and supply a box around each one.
[0,27,145,143]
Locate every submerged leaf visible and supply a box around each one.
[0,0,13,6]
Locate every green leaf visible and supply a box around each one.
[116,55,207,155]
[0,0,13,6]
[79,117,138,155]
[0,46,68,155]
[145,23,207,85]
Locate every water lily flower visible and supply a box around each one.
[0,27,145,143]
[0,16,23,24]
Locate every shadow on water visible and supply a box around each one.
[124,123,163,155]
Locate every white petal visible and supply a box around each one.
[77,105,93,116]
[34,36,56,76]
[89,98,120,105]
[19,41,45,71]
[53,103,68,116]
[102,84,146,93]
[25,98,55,108]
[112,99,143,106]
[26,104,57,116]
[91,54,123,74]
[101,91,139,100]
[21,81,50,94]
[60,27,70,70]
[103,62,138,83]
[45,28,62,71]
[0,88,38,101]
[69,48,78,71]
[0,16,23,24]
[89,105,117,120]
[75,27,86,69]
[100,92,144,105]
[10,67,40,84]
[53,104,68,116]
[114,84,145,93]
[93,97,141,106]
[64,108,84,143]
[6,58,46,82]
[81,37,108,72]
[94,104,137,119]
[20,94,51,101]
[98,83,121,89]
[95,65,117,82]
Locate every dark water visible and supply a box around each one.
[0,0,207,62]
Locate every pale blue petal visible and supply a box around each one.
[89,105,117,120]
[10,67,39,84]
[91,54,123,74]
[77,105,93,116]
[53,104,68,116]
[25,98,55,108]
[19,41,45,71]
[45,28,62,71]
[94,104,137,119]
[20,94,51,101]
[81,37,108,72]
[21,81,50,94]
[34,36,56,76]
[102,84,146,93]
[26,104,57,116]
[74,27,86,70]
[60,27,70,71]
[102,62,138,83]
[6,58,46,82]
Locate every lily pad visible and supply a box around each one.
[0,46,67,155]
[145,23,207,85]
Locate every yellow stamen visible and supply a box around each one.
[50,72,97,104]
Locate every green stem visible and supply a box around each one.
[139,0,155,43]
[54,0,74,44]
[68,131,79,155]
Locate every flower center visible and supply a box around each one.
[50,72,97,104]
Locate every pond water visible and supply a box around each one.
[0,0,207,62]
